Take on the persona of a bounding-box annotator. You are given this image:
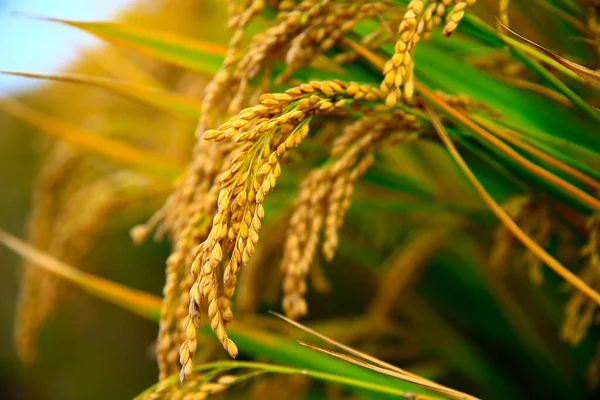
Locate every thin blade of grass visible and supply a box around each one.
[41,18,347,86]
[499,76,572,106]
[0,229,161,320]
[0,71,203,120]
[424,105,600,307]
[134,360,431,400]
[271,312,475,400]
[499,74,599,112]
[90,46,166,88]
[270,311,413,376]
[297,341,476,400]
[505,41,600,124]
[456,12,583,81]
[534,0,587,32]
[0,96,183,180]
[500,22,600,87]
[411,33,598,150]
[225,322,439,398]
[354,16,598,158]
[490,119,600,177]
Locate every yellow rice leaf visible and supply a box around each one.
[0,96,183,180]
[1,70,203,120]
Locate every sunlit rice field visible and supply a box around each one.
[1,1,600,399]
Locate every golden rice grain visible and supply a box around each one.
[382,0,476,105]
[16,160,154,365]
[145,371,238,400]
[498,0,510,32]
[442,0,477,38]
[561,215,599,346]
[15,144,79,364]
[180,80,383,381]
[280,110,420,319]
[150,141,235,379]
[279,2,389,83]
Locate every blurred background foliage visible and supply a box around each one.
[1,3,225,399]
[1,0,599,399]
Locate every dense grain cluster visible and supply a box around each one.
[138,0,480,383]
[562,215,600,346]
[134,140,234,379]
[199,0,389,131]
[16,145,155,364]
[381,0,477,106]
[15,145,79,363]
[179,80,383,381]
[145,371,239,400]
[11,0,600,397]
[442,1,477,37]
[490,196,552,284]
[139,0,398,380]
[281,110,420,319]
[498,0,510,31]
[277,1,390,82]
[434,90,498,115]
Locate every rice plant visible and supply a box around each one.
[1,0,600,399]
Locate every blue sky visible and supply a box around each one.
[0,0,131,92]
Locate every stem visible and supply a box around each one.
[135,360,425,399]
